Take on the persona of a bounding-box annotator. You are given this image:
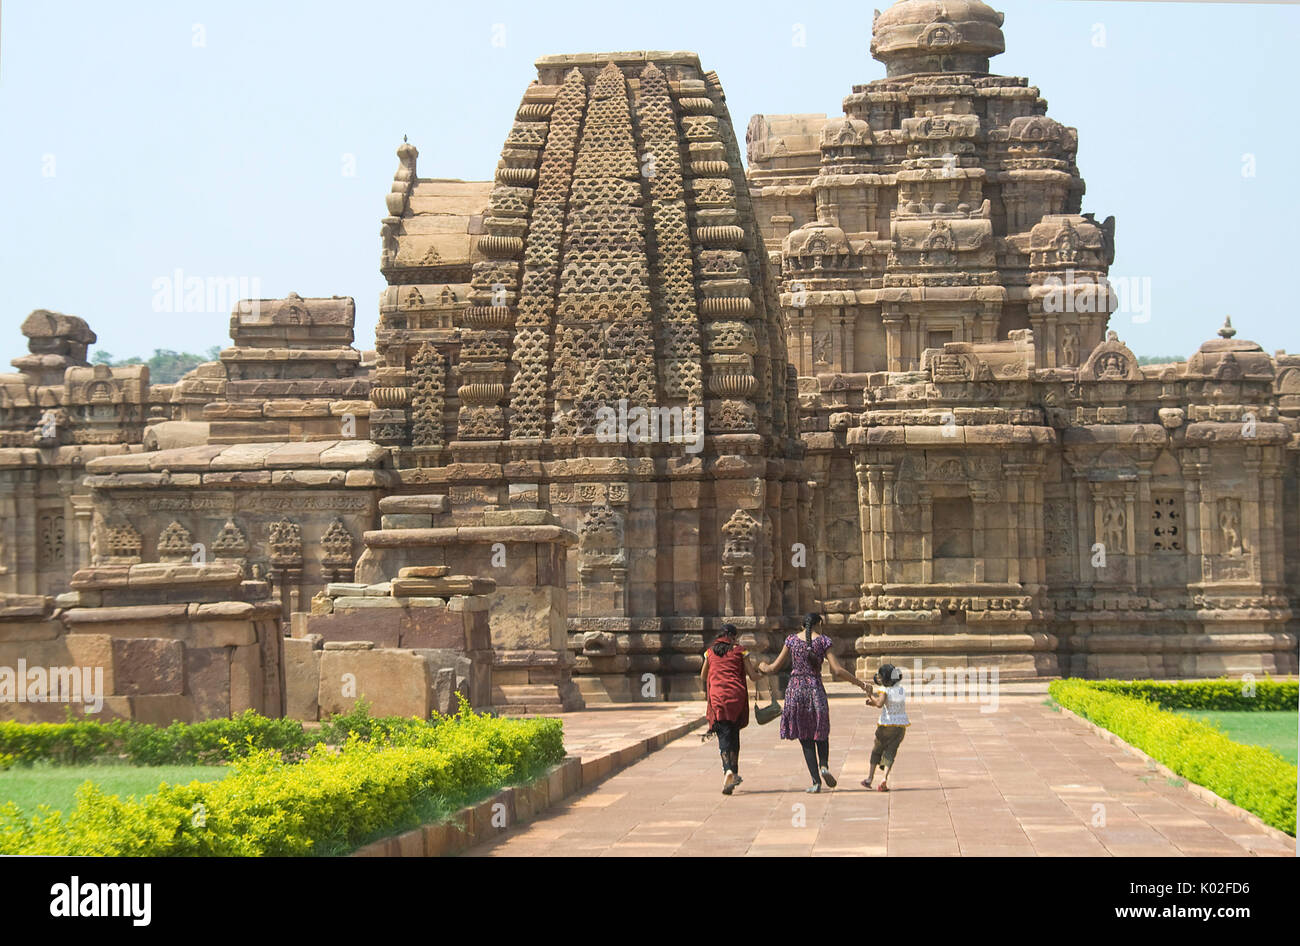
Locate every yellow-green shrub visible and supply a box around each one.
[1050,679,1296,835]
[0,711,313,766]
[0,706,564,856]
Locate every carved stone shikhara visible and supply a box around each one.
[1,3,1296,725]
[372,52,810,702]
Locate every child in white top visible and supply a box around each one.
[862,663,908,791]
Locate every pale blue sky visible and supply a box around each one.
[2,0,1296,366]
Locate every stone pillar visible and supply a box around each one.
[15,473,37,595]
[971,487,987,583]
[1197,475,1216,587]
[882,468,897,583]
[70,495,94,576]
[1074,473,1093,590]
[919,487,933,583]
[781,479,800,614]
[1136,465,1152,591]
[839,310,856,374]
[1005,468,1021,586]
[1243,454,1263,582]
[1183,465,1203,584]
[883,310,905,373]
[830,309,845,374]
[800,314,815,377]
[1124,485,1137,591]
[854,461,873,593]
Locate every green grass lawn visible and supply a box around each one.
[1173,710,1298,764]
[0,764,231,813]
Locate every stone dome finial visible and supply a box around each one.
[871,0,1006,77]
[1219,316,1237,339]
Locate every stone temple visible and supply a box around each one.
[0,0,1295,724]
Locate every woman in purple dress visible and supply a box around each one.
[759,613,870,793]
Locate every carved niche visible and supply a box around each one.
[268,519,303,568]
[157,520,193,564]
[1079,331,1141,383]
[577,503,627,615]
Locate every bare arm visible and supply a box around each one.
[865,684,886,708]
[826,652,869,690]
[699,650,709,689]
[759,645,791,675]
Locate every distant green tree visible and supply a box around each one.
[146,349,207,384]
[87,347,220,384]
[1137,355,1187,365]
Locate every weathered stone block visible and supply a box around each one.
[112,638,184,696]
[318,649,432,719]
[378,494,449,515]
[183,646,231,717]
[382,514,433,530]
[398,565,451,579]
[283,636,322,720]
[229,642,264,715]
[128,695,195,726]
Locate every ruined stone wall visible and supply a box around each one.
[82,441,388,619]
[0,566,281,724]
[0,312,173,595]
[0,297,404,723]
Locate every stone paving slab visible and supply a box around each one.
[468,684,1295,857]
[543,702,708,766]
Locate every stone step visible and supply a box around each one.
[378,494,450,515]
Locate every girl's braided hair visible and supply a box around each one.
[801,613,824,668]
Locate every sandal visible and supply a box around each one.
[860,779,873,789]
[820,767,837,788]
[805,783,821,794]
[877,783,889,792]
[722,771,736,795]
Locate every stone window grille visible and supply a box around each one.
[1152,494,1183,553]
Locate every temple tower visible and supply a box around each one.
[374,53,810,700]
[750,0,1114,378]
[745,0,1295,680]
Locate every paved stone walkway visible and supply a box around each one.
[472,683,1294,857]
[545,703,707,763]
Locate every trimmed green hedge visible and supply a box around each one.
[0,711,314,767]
[0,704,564,856]
[1083,679,1298,712]
[1050,679,1297,836]
[0,698,457,767]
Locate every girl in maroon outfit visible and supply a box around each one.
[700,624,763,795]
